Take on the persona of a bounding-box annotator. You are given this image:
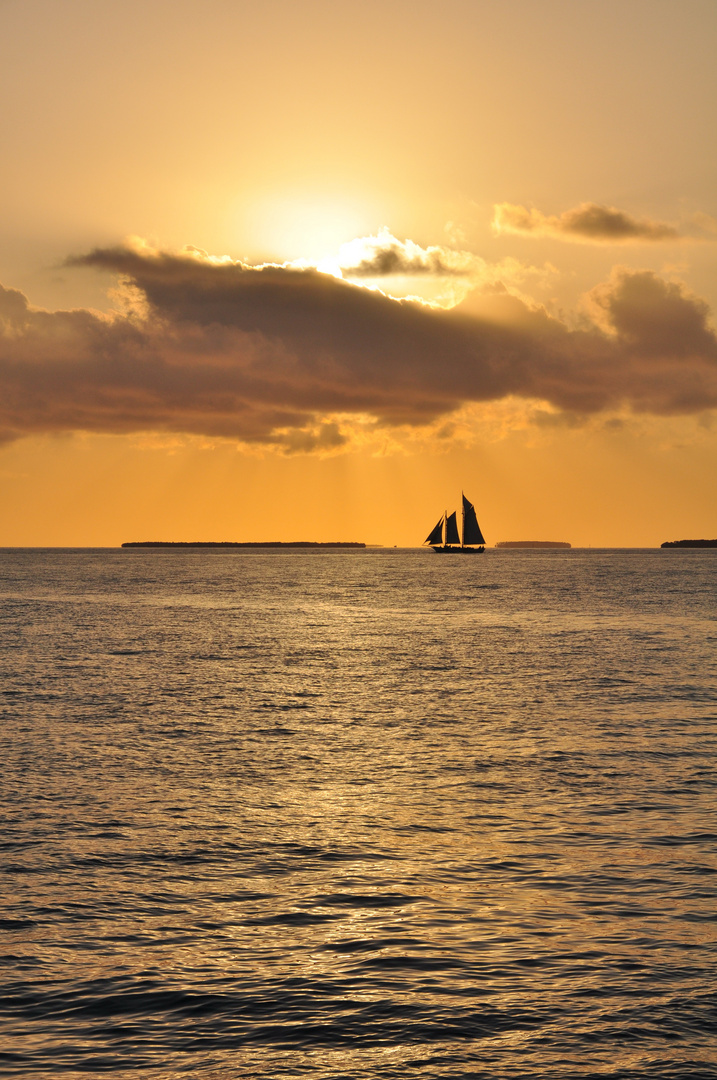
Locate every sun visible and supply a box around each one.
[230,189,377,265]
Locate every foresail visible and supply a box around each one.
[445,511,460,545]
[462,494,486,546]
[425,517,444,545]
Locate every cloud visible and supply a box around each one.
[493,202,717,244]
[334,227,479,277]
[324,229,558,311]
[0,244,715,449]
[588,268,717,356]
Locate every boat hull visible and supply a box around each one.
[430,545,484,554]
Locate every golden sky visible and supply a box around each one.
[1,0,716,546]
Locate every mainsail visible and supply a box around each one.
[462,494,486,546]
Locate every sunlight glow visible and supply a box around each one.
[232,191,373,264]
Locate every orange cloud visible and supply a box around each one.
[0,246,715,448]
[335,228,477,277]
[493,202,717,244]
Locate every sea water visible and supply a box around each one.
[0,547,715,1079]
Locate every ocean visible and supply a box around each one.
[1,547,715,1079]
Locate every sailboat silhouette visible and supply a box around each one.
[424,493,486,553]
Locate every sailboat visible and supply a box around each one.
[424,494,486,553]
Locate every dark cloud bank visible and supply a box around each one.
[0,244,716,447]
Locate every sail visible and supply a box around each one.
[462,494,486,545]
[425,516,444,545]
[445,511,460,545]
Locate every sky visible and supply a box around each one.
[1,0,716,546]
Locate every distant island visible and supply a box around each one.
[496,541,571,549]
[122,541,366,549]
[660,539,717,548]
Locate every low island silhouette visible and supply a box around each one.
[660,539,717,548]
[120,540,367,548]
[122,541,365,548]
